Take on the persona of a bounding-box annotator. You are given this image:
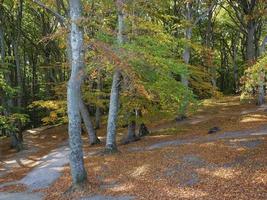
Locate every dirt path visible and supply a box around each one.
[146,125,267,150]
[2,125,266,199]
[19,145,69,190]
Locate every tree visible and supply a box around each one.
[67,0,87,185]
[105,0,125,153]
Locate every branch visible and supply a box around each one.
[32,0,65,26]
[193,0,217,26]
[225,0,246,28]
[219,3,247,34]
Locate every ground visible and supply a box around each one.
[0,96,267,200]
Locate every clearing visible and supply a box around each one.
[0,96,267,200]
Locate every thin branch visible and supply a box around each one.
[225,0,246,28]
[219,3,247,34]
[32,0,65,26]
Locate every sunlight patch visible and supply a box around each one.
[175,187,208,198]
[109,183,134,192]
[240,114,267,123]
[197,167,240,179]
[130,164,149,178]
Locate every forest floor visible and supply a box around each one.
[1,96,267,200]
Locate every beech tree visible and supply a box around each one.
[105,0,125,153]
[67,0,87,185]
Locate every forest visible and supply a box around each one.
[0,0,267,199]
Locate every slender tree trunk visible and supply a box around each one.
[95,69,102,129]
[67,0,87,185]
[0,23,4,115]
[14,0,23,108]
[181,2,192,87]
[13,39,24,142]
[232,37,239,92]
[105,70,121,152]
[246,20,256,62]
[257,71,265,105]
[177,1,192,119]
[257,35,267,105]
[13,40,22,108]
[79,98,100,145]
[206,8,216,89]
[260,35,267,54]
[121,111,139,144]
[105,0,125,153]
[95,107,101,129]
[182,44,191,87]
[125,120,136,141]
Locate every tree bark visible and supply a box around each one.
[257,70,265,106]
[0,24,4,107]
[181,2,192,87]
[95,69,102,129]
[95,107,101,129]
[105,0,125,153]
[14,0,23,108]
[121,111,139,144]
[257,35,267,105]
[13,40,22,108]
[79,98,100,145]
[231,36,239,92]
[105,70,121,152]
[260,35,267,54]
[67,0,87,185]
[246,20,256,62]
[206,7,216,89]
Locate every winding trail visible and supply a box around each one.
[127,125,267,152]
[19,146,70,190]
[147,125,267,150]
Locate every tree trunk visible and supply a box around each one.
[232,37,239,92]
[10,132,23,152]
[95,70,102,129]
[123,120,137,144]
[206,8,216,89]
[105,0,125,153]
[181,2,192,87]
[139,123,149,137]
[257,71,265,106]
[121,112,139,144]
[13,39,22,108]
[182,44,190,87]
[0,21,4,68]
[0,24,4,109]
[257,35,267,105]
[105,70,121,152]
[178,1,192,119]
[246,20,256,62]
[67,0,87,185]
[14,0,23,108]
[260,35,267,54]
[79,98,100,145]
[95,107,101,129]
